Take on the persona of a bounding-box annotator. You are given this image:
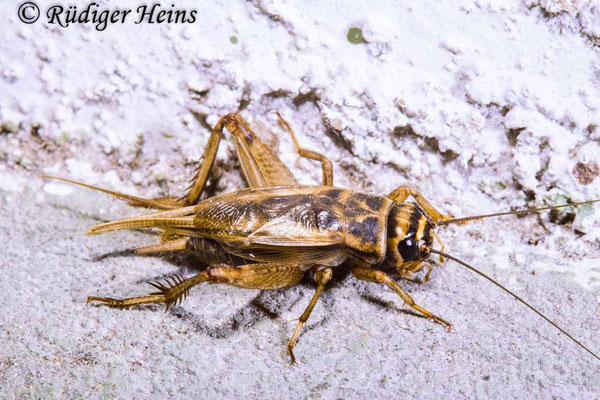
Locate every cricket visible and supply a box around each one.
[44,112,600,365]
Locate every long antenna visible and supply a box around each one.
[427,248,600,362]
[437,199,600,226]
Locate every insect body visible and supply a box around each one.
[46,113,600,364]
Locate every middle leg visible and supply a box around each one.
[287,267,332,365]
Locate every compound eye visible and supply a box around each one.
[397,237,419,261]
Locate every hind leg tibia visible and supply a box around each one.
[87,272,208,311]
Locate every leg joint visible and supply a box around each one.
[315,268,333,284]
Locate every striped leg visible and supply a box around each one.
[352,266,452,330]
[276,111,334,186]
[387,186,453,224]
[287,268,332,365]
[87,263,305,311]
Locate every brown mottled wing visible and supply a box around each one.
[88,186,349,267]
[190,186,347,265]
[223,115,299,187]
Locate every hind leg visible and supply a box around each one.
[148,112,304,207]
[87,262,305,311]
[222,113,299,188]
[42,116,228,210]
[44,112,300,210]
[276,111,333,186]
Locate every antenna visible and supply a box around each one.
[436,199,600,226]
[427,247,600,362]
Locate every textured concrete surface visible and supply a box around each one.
[1,0,600,398]
[1,174,599,398]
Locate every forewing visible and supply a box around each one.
[88,186,348,267]
[192,187,344,245]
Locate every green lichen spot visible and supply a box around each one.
[347,27,366,44]
[552,194,570,205]
[230,35,238,44]
[493,181,507,192]
[58,132,70,145]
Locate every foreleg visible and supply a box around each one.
[351,266,452,330]
[387,185,453,223]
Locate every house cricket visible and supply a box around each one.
[44,112,600,365]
